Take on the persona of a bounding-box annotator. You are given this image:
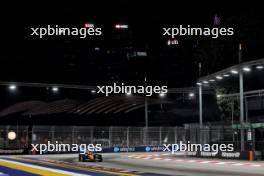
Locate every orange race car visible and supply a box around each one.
[79,151,103,162]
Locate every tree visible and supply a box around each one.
[216,88,239,123]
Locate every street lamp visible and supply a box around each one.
[196,56,264,152]
[256,65,264,70]
[243,67,251,72]
[52,86,59,92]
[216,76,223,80]
[9,85,17,91]
[159,93,166,97]
[7,131,16,140]
[231,70,238,74]
[189,92,195,97]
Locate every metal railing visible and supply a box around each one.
[0,125,262,152]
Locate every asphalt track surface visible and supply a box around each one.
[0,156,113,176]
[24,152,264,176]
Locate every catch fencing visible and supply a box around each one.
[0,125,261,152]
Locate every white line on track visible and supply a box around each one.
[154,158,163,160]
[199,161,212,164]
[175,159,184,162]
[128,155,264,168]
[142,157,151,159]
[119,170,131,173]
[231,163,245,166]
[162,153,170,156]
[187,160,196,163]
[215,162,227,165]
[164,158,172,161]
[250,164,261,167]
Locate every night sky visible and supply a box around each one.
[1,1,264,86]
[0,1,263,125]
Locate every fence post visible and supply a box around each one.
[26,126,29,148]
[90,126,93,144]
[72,126,75,144]
[143,127,147,145]
[159,127,162,145]
[51,126,54,143]
[109,126,112,148]
[252,128,255,151]
[127,127,130,147]
[174,127,177,144]
[6,126,9,148]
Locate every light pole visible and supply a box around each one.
[144,76,148,127]
[198,62,203,128]
[198,62,203,144]
[231,99,234,126]
[199,85,203,128]
[238,43,245,151]
[145,97,148,127]
[245,97,248,123]
[196,56,264,151]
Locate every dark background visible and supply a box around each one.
[0,1,263,125]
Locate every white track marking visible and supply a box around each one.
[200,161,212,164]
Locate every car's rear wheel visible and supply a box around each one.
[79,155,83,162]
[96,155,103,162]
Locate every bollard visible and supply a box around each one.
[249,150,254,161]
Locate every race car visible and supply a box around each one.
[79,151,103,162]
